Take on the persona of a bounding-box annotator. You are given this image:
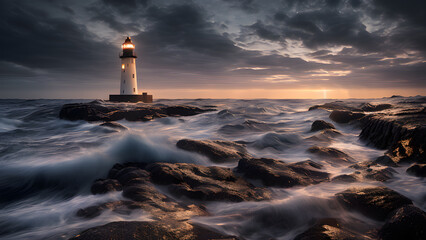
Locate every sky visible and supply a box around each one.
[0,0,425,99]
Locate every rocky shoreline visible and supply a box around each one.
[61,98,426,240]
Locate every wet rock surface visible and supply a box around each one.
[329,110,365,123]
[59,101,214,122]
[146,162,270,201]
[331,174,358,183]
[307,146,354,164]
[69,221,238,240]
[176,139,251,163]
[310,120,335,132]
[90,179,122,194]
[309,101,392,112]
[406,163,426,177]
[236,158,329,187]
[294,218,376,240]
[335,187,412,221]
[378,205,426,240]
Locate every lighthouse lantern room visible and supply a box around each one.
[109,37,153,103]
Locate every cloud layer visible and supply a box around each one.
[0,0,424,98]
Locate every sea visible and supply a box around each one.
[0,98,424,239]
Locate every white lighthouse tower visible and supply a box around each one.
[120,37,138,95]
[109,37,153,103]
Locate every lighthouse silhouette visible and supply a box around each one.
[109,37,153,103]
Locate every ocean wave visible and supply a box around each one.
[0,134,206,206]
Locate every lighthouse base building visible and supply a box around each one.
[109,93,153,103]
[109,37,153,103]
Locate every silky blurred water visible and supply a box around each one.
[0,98,424,239]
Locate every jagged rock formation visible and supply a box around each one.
[176,139,251,162]
[236,158,329,187]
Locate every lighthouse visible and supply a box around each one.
[109,37,153,103]
[120,37,138,95]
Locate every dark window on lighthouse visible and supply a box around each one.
[133,88,135,92]
[123,80,125,84]
[132,74,134,78]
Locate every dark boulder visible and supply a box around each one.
[76,201,133,219]
[348,162,395,182]
[294,218,375,240]
[176,139,250,163]
[236,158,329,187]
[123,184,169,203]
[91,179,122,195]
[331,174,358,183]
[310,120,335,132]
[145,162,270,201]
[69,221,238,240]
[308,102,358,111]
[307,146,354,164]
[335,187,412,221]
[360,103,392,112]
[329,110,365,123]
[113,167,150,186]
[307,129,342,143]
[359,115,425,164]
[379,205,426,240]
[406,163,426,177]
[364,167,395,182]
[374,155,398,167]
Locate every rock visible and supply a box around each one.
[331,174,358,183]
[294,218,375,240]
[406,164,426,177]
[360,103,392,112]
[113,167,150,186]
[76,201,133,219]
[99,121,127,130]
[69,221,238,240]
[307,129,342,143]
[347,162,395,182]
[176,139,250,163]
[359,115,425,164]
[59,102,214,122]
[364,167,395,182]
[335,187,412,221]
[378,205,426,240]
[310,120,335,132]
[311,120,336,132]
[309,101,391,112]
[308,102,358,111]
[236,158,329,188]
[329,110,365,123]
[307,146,354,164]
[374,155,398,167]
[145,162,270,201]
[91,179,122,194]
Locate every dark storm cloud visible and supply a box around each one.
[0,1,115,72]
[0,0,424,98]
[250,8,383,53]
